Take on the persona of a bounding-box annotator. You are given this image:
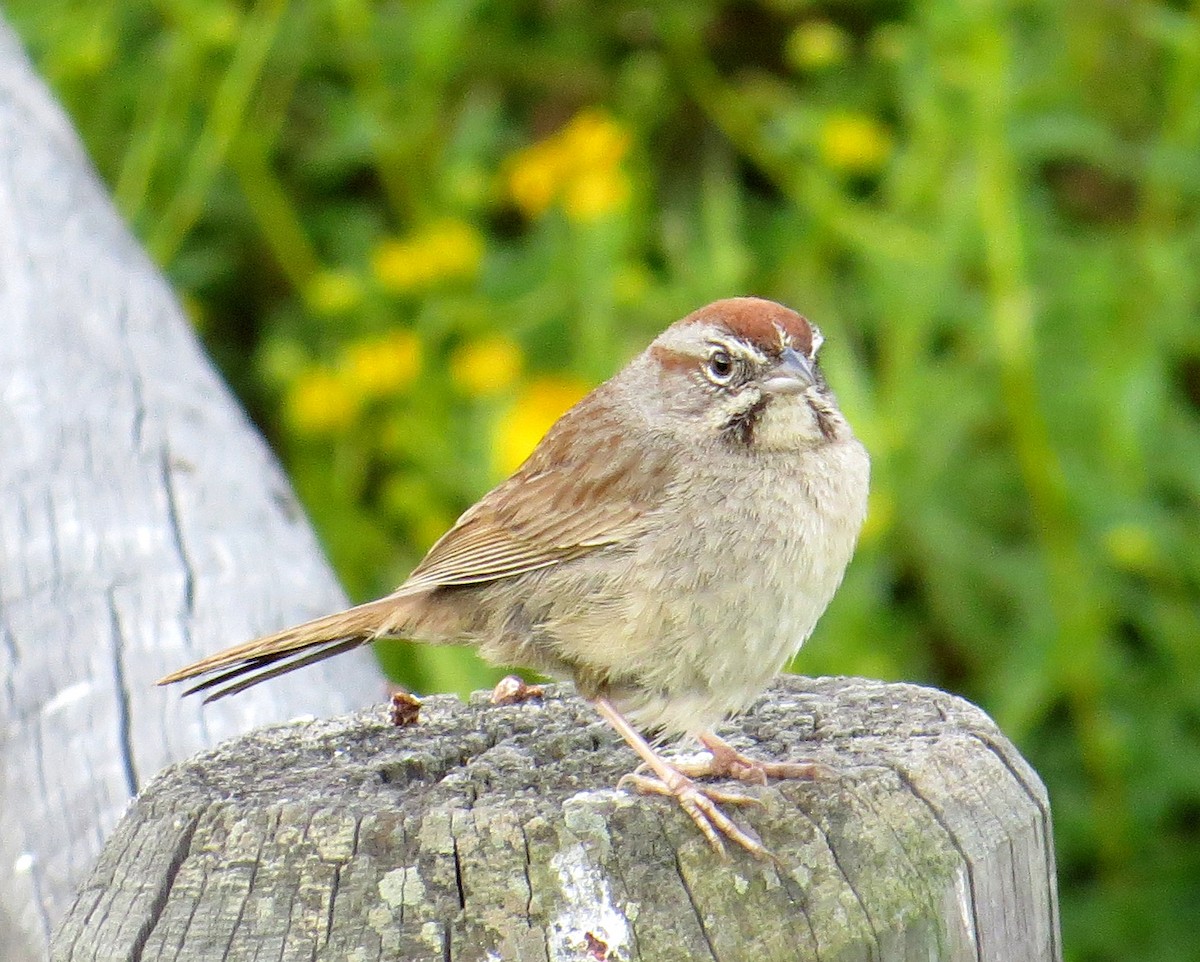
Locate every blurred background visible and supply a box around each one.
[7,1,1198,958]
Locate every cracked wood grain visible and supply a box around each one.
[0,18,382,958]
[50,677,1062,962]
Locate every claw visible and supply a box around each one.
[618,770,768,858]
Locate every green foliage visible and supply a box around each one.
[9,1,1200,958]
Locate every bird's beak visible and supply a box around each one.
[761,347,816,396]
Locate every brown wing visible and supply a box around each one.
[156,388,674,702]
[397,391,676,593]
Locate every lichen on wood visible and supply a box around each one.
[50,676,1061,962]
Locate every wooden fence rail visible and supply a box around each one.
[0,20,380,960]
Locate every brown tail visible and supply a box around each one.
[156,595,414,703]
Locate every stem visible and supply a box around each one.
[146,0,288,265]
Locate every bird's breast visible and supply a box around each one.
[608,437,870,733]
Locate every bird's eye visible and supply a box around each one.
[707,348,735,382]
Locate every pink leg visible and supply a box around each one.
[592,697,767,858]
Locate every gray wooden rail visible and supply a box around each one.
[0,19,380,961]
[50,676,1061,961]
[0,16,1062,962]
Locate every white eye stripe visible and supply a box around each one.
[810,325,824,355]
[709,339,765,364]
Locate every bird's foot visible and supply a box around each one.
[637,732,834,786]
[686,731,835,786]
[591,696,772,858]
[618,767,767,859]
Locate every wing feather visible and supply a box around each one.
[398,391,676,593]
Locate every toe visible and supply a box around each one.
[615,765,774,859]
[762,760,836,781]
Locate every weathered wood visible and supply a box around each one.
[0,19,381,959]
[50,676,1061,962]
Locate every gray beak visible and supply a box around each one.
[761,347,816,396]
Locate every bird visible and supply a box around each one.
[159,296,870,856]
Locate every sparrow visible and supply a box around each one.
[159,296,870,856]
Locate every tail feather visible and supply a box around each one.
[183,637,368,703]
[157,596,412,699]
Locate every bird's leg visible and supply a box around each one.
[591,697,767,858]
[676,731,834,785]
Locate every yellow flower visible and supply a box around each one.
[563,167,632,223]
[786,21,850,71]
[507,141,568,218]
[372,219,484,293]
[424,220,485,278]
[285,366,359,435]
[818,112,893,175]
[450,336,523,398]
[558,108,631,171]
[304,268,363,315]
[505,108,632,221]
[339,330,422,401]
[493,376,591,476]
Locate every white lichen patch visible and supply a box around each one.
[378,869,405,906]
[561,789,625,862]
[548,841,631,962]
[366,904,394,932]
[417,806,457,855]
[311,811,358,861]
[788,862,813,888]
[378,866,425,907]
[420,921,443,951]
[254,894,280,927]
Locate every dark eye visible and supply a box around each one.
[707,348,735,382]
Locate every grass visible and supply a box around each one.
[8,1,1200,958]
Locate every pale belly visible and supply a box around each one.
[490,438,870,736]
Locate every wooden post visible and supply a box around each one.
[0,18,381,960]
[50,677,1061,961]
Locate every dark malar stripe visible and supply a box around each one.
[721,394,769,446]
